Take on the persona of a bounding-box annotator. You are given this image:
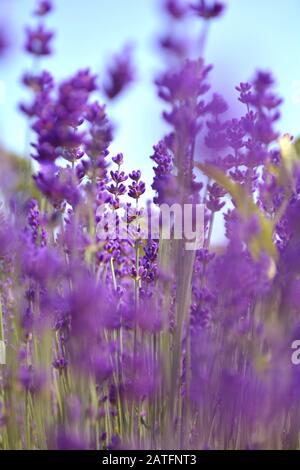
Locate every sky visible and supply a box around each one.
[1,0,300,239]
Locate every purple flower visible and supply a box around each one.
[21,245,64,283]
[136,305,162,333]
[85,102,113,158]
[107,434,121,450]
[110,170,128,184]
[22,70,54,93]
[33,167,80,207]
[20,307,34,334]
[112,153,124,166]
[25,25,54,56]
[165,0,187,19]
[128,181,146,199]
[21,70,52,110]
[226,118,245,151]
[159,35,189,58]
[92,353,114,384]
[34,1,53,16]
[254,71,275,93]
[156,59,211,104]
[124,350,159,400]
[0,28,9,57]
[56,429,88,450]
[65,270,120,337]
[1,0,300,452]
[191,1,225,20]
[156,59,212,200]
[205,93,228,116]
[53,357,68,371]
[205,119,228,150]
[107,182,127,197]
[151,140,177,205]
[103,46,135,100]
[236,82,252,106]
[129,170,141,182]
[24,217,44,256]
[29,70,98,163]
[206,183,226,212]
[19,366,47,394]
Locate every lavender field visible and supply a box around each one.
[0,0,300,451]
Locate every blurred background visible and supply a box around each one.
[1,0,300,195]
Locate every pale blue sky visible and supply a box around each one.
[1,0,300,189]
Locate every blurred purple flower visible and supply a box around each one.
[165,0,187,19]
[191,0,225,20]
[33,167,80,207]
[34,0,53,16]
[25,25,54,56]
[56,429,88,450]
[103,46,135,100]
[19,366,47,394]
[0,28,9,57]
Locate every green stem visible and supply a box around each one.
[0,294,4,342]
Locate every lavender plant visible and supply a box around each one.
[1,0,300,450]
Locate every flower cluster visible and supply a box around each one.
[0,0,300,452]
